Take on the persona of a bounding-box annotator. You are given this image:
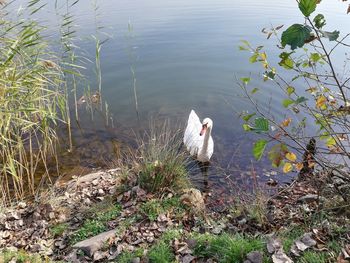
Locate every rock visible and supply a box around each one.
[246,251,263,263]
[272,249,293,263]
[131,257,140,263]
[180,188,205,213]
[182,255,196,263]
[93,251,107,261]
[72,229,117,257]
[98,189,105,195]
[298,194,325,203]
[267,236,283,254]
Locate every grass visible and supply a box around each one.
[148,241,175,263]
[136,121,190,194]
[117,248,144,263]
[139,196,186,221]
[192,233,266,263]
[297,251,328,263]
[69,202,121,244]
[0,249,45,263]
[50,222,69,237]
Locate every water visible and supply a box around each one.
[8,0,350,197]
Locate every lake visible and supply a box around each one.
[7,0,350,199]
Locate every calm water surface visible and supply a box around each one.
[10,0,350,198]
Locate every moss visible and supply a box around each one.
[192,233,265,263]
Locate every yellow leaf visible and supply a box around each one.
[285,152,297,162]
[260,52,267,61]
[316,95,327,109]
[281,118,292,127]
[283,162,293,173]
[295,162,303,171]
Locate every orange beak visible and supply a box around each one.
[200,124,207,136]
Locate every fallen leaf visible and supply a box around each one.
[285,152,297,162]
[283,162,293,173]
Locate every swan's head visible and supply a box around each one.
[200,118,213,136]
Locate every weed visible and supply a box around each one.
[50,223,68,237]
[148,241,175,263]
[193,233,265,263]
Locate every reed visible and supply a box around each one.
[0,16,69,205]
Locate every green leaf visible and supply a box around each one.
[254,117,269,133]
[310,53,321,62]
[287,86,295,95]
[326,137,336,147]
[242,113,256,122]
[283,99,295,108]
[295,96,308,104]
[320,30,340,41]
[253,139,267,161]
[249,53,259,63]
[298,0,317,17]
[242,124,252,131]
[263,70,276,80]
[279,55,294,69]
[313,14,326,29]
[241,77,251,85]
[251,88,259,94]
[281,24,312,50]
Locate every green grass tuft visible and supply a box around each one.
[139,197,186,221]
[148,241,175,263]
[0,249,44,263]
[50,222,69,237]
[193,233,265,263]
[70,203,121,244]
[297,251,328,263]
[136,121,190,194]
[117,248,144,263]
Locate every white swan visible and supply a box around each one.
[184,110,214,162]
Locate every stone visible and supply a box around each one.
[298,194,325,203]
[182,255,196,263]
[72,229,116,257]
[131,257,140,263]
[93,251,107,261]
[246,251,263,263]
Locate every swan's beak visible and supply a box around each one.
[200,124,207,136]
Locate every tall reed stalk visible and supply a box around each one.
[0,6,68,205]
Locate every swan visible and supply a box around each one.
[184,110,214,162]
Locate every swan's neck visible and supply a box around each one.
[201,126,211,152]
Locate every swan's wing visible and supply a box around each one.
[207,135,214,160]
[184,110,203,156]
